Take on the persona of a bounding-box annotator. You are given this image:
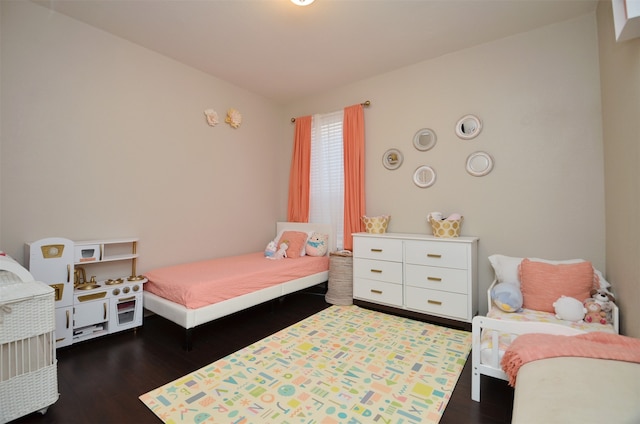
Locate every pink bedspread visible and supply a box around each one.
[501,332,640,386]
[144,253,329,309]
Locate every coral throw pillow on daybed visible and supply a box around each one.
[519,259,595,313]
[277,231,309,259]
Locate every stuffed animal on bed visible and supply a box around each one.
[584,300,608,325]
[589,288,615,323]
[270,242,288,260]
[306,232,328,257]
[491,282,523,313]
[553,296,586,322]
[264,240,277,258]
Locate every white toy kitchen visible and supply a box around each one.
[24,238,146,348]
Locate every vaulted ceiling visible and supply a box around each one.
[32,0,598,103]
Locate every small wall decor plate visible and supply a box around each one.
[466,151,494,176]
[413,165,436,188]
[413,128,437,151]
[455,114,482,140]
[382,148,403,170]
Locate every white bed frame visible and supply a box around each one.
[471,279,620,402]
[143,222,336,349]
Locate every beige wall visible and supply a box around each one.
[597,1,640,337]
[4,2,631,326]
[0,1,282,271]
[281,14,606,314]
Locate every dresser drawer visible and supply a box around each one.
[405,286,469,320]
[353,278,402,307]
[404,264,468,294]
[353,237,403,262]
[404,240,468,269]
[353,258,403,284]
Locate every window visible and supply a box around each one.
[309,110,345,250]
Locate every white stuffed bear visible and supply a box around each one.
[269,242,288,260]
[553,295,586,322]
[264,240,277,258]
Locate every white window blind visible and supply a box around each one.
[309,110,345,250]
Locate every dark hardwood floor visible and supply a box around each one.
[12,286,514,423]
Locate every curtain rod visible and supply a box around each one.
[291,100,370,123]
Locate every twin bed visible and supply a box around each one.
[142,222,335,349]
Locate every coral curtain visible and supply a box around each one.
[342,104,366,251]
[287,116,312,222]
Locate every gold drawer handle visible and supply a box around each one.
[77,292,107,302]
[427,253,442,258]
[427,300,442,306]
[370,248,383,253]
[427,277,442,282]
[371,289,383,294]
[370,269,383,273]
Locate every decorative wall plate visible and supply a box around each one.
[382,148,403,170]
[413,165,436,188]
[413,128,437,151]
[466,151,494,176]
[455,114,482,140]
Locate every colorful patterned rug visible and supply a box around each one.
[139,305,471,423]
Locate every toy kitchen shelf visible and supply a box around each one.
[71,238,145,346]
[74,238,141,279]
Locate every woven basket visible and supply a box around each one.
[326,251,353,305]
[0,281,57,423]
[429,216,463,238]
[0,283,55,344]
[361,215,390,234]
[0,361,58,422]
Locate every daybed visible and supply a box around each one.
[143,222,335,348]
[471,254,620,402]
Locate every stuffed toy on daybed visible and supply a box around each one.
[553,295,586,323]
[584,300,608,325]
[490,282,523,313]
[587,288,616,324]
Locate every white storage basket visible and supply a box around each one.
[0,282,55,344]
[0,257,58,423]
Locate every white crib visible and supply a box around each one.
[0,255,58,423]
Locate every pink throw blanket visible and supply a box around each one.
[501,332,640,386]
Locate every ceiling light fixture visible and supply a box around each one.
[291,0,315,6]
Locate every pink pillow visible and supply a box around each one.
[519,259,596,313]
[277,231,309,259]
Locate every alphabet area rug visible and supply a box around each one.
[139,305,471,423]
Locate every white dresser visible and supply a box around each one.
[353,232,478,325]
